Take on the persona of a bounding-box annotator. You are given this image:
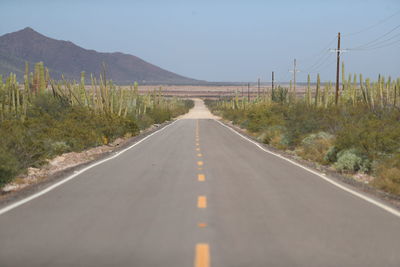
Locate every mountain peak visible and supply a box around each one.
[2,27,46,41]
[18,27,41,35]
[22,26,34,31]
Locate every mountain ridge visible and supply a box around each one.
[0,27,202,85]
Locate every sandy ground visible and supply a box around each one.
[180,98,220,119]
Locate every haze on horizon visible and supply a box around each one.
[1,0,399,83]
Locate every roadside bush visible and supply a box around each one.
[0,146,20,187]
[260,126,288,149]
[372,153,400,194]
[324,146,338,163]
[335,108,400,160]
[148,107,172,124]
[296,132,334,164]
[283,104,336,147]
[334,149,371,173]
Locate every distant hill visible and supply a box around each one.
[0,27,201,85]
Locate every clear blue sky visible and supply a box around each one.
[1,0,399,82]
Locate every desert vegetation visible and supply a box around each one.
[206,68,400,195]
[0,62,193,187]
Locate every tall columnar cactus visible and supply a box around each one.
[38,62,46,93]
[341,61,345,91]
[359,74,368,106]
[366,78,374,110]
[80,71,89,107]
[315,74,320,107]
[306,74,311,106]
[352,73,357,106]
[378,74,384,108]
[386,76,391,106]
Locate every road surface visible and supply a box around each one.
[1,99,400,267]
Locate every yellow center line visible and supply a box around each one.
[197,196,207,208]
[195,243,210,267]
[198,174,205,181]
[197,222,207,228]
[196,148,201,151]
[197,161,203,166]
[196,143,200,146]
[197,153,202,157]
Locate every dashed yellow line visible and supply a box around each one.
[195,243,210,267]
[197,161,203,166]
[197,153,202,157]
[197,222,207,228]
[198,174,205,182]
[197,196,207,208]
[196,148,201,151]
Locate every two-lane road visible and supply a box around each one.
[1,100,400,267]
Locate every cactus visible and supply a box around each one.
[306,74,311,106]
[341,61,345,91]
[315,74,320,107]
[352,73,357,106]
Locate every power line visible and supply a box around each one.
[308,55,336,74]
[298,37,337,63]
[350,38,400,51]
[350,24,400,49]
[342,10,400,37]
[358,31,400,48]
[304,52,332,73]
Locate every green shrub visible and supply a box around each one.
[49,141,71,156]
[324,146,338,163]
[148,107,171,124]
[297,132,334,164]
[0,147,20,187]
[335,108,400,160]
[260,126,288,149]
[372,153,400,194]
[334,149,370,173]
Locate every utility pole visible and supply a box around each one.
[247,83,250,102]
[330,32,348,105]
[335,32,341,105]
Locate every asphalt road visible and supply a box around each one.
[1,101,400,267]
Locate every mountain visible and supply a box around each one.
[0,27,201,84]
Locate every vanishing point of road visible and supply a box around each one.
[1,99,400,267]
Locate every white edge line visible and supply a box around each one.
[215,119,400,218]
[0,119,181,216]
